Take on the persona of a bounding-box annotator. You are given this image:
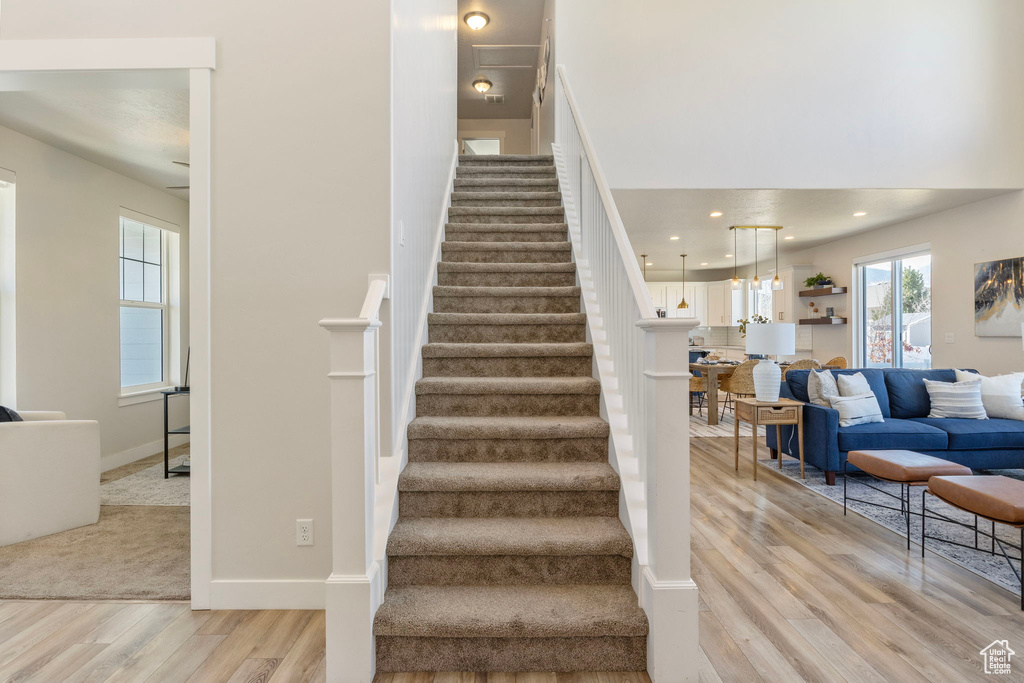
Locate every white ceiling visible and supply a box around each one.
[458,0,545,119]
[615,188,1013,275]
[0,70,189,199]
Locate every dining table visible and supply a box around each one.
[689,361,839,426]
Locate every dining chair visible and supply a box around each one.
[718,360,758,419]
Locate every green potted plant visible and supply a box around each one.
[803,272,834,289]
[737,314,770,337]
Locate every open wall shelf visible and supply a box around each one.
[799,286,847,298]
[799,317,847,325]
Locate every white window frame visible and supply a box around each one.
[852,243,931,369]
[118,208,181,405]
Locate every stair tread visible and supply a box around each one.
[374,584,647,638]
[408,415,609,440]
[428,312,586,325]
[387,517,632,558]
[423,342,592,358]
[442,241,570,251]
[433,285,580,297]
[416,377,600,395]
[459,155,554,162]
[451,192,561,201]
[458,166,556,174]
[436,262,575,272]
[449,207,564,215]
[445,223,568,231]
[399,462,618,492]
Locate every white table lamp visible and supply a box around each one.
[745,323,796,402]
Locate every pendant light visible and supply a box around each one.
[641,254,648,281]
[750,229,761,289]
[772,229,784,290]
[677,254,689,309]
[730,228,741,290]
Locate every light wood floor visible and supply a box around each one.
[3,436,1021,681]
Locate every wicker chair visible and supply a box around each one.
[825,356,848,369]
[718,360,758,419]
[689,373,707,416]
[782,358,820,379]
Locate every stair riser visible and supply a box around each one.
[442,248,571,264]
[428,324,586,344]
[445,230,568,243]
[416,394,599,417]
[454,182,559,192]
[386,555,631,586]
[398,491,618,518]
[422,356,591,378]
[433,295,579,314]
[457,169,556,178]
[460,159,554,167]
[376,636,646,672]
[408,437,608,462]
[448,213,565,225]
[437,271,576,287]
[450,198,563,208]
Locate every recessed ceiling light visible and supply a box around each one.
[646,262,653,266]
[853,211,867,217]
[473,78,492,93]
[709,211,723,217]
[669,236,680,240]
[725,254,733,258]
[700,262,709,266]
[784,235,795,240]
[464,11,489,30]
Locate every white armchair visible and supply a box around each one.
[0,411,100,546]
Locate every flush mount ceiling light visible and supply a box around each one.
[710,211,723,217]
[669,236,680,240]
[473,78,492,93]
[701,262,709,266]
[464,11,490,30]
[725,254,733,258]
[784,235,795,240]
[646,261,653,266]
[853,211,867,217]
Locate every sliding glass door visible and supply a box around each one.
[859,252,931,369]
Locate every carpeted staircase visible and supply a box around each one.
[373,154,648,672]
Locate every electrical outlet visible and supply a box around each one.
[296,519,314,546]
[945,332,955,344]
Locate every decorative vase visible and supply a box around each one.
[753,359,782,402]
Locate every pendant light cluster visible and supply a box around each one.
[731,226,785,291]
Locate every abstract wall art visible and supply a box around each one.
[975,256,1024,337]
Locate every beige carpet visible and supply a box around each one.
[0,446,190,600]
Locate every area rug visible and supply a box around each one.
[100,455,190,506]
[0,505,189,600]
[759,456,1024,596]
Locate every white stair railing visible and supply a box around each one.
[319,273,390,683]
[552,65,700,681]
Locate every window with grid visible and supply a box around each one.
[119,217,167,390]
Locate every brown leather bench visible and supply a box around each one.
[924,475,1024,610]
[844,450,972,549]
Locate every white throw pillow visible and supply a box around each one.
[807,370,839,407]
[924,378,987,420]
[954,369,1024,421]
[829,392,884,427]
[837,372,871,397]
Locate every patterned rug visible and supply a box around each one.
[760,455,1024,596]
[101,455,190,506]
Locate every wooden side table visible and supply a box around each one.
[734,397,804,481]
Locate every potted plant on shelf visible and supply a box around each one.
[738,314,771,337]
[803,272,834,289]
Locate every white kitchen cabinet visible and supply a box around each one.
[772,266,812,323]
[706,282,729,326]
[647,283,668,312]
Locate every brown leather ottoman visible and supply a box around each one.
[844,450,972,549]
[924,475,1024,610]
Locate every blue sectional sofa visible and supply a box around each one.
[766,368,1024,485]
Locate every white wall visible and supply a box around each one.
[392,1,458,454]
[555,0,1024,189]
[538,0,556,154]
[785,191,1024,376]
[458,118,530,154]
[0,1,394,594]
[0,123,189,464]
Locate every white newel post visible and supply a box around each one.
[320,275,389,683]
[636,317,701,682]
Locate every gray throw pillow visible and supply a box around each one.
[0,406,22,422]
[829,392,884,427]
[807,370,839,407]
[837,372,871,397]
[924,378,988,420]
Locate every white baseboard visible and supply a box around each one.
[209,579,326,610]
[101,435,189,472]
